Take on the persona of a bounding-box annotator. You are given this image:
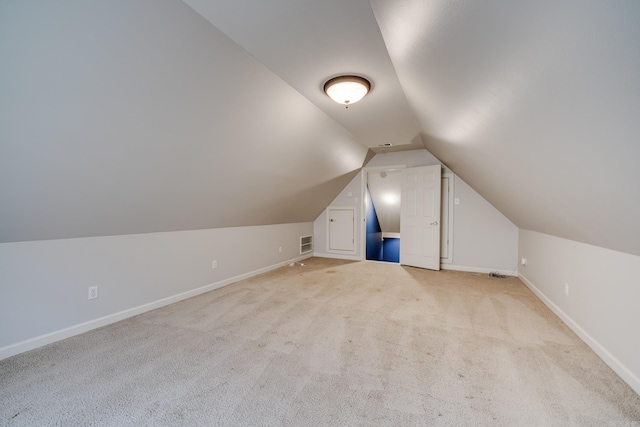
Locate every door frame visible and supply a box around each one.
[360,164,454,264]
[326,206,357,255]
[441,169,454,264]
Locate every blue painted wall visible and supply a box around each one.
[382,238,400,263]
[365,185,383,261]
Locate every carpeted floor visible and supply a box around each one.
[1,257,639,426]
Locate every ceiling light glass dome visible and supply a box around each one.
[323,75,371,108]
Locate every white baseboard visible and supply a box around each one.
[313,252,362,261]
[0,254,312,361]
[519,273,640,396]
[441,264,518,276]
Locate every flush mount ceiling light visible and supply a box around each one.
[323,75,371,108]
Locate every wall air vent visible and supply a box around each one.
[300,235,313,254]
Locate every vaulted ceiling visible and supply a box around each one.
[2,0,639,257]
[184,0,640,256]
[0,0,369,242]
[372,0,640,256]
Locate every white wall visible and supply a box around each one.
[452,176,518,272]
[0,223,312,359]
[314,149,518,272]
[518,229,640,395]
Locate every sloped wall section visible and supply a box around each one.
[0,0,368,243]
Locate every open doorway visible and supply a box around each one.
[362,165,454,268]
[365,169,402,263]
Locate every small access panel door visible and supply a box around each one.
[327,207,356,253]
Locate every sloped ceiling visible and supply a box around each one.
[3,1,640,257]
[182,0,423,152]
[183,0,640,256]
[0,0,369,242]
[370,0,640,256]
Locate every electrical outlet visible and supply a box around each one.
[521,257,527,266]
[278,246,282,253]
[88,286,98,300]
[454,198,460,205]
[212,260,218,269]
[564,283,569,296]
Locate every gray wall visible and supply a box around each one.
[0,223,312,357]
[519,230,640,395]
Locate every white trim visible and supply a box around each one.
[0,254,312,361]
[441,264,518,276]
[362,164,407,173]
[313,252,361,261]
[519,273,640,396]
[326,206,357,255]
[382,232,400,239]
[440,170,454,264]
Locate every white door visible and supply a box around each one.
[328,208,355,252]
[400,165,442,270]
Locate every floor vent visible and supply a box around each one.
[300,235,313,254]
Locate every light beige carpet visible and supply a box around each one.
[1,258,639,426]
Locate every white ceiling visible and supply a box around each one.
[370,0,640,255]
[182,0,423,152]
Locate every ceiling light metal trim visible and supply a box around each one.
[323,75,371,108]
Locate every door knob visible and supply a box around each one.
[330,219,335,222]
[430,221,439,226]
